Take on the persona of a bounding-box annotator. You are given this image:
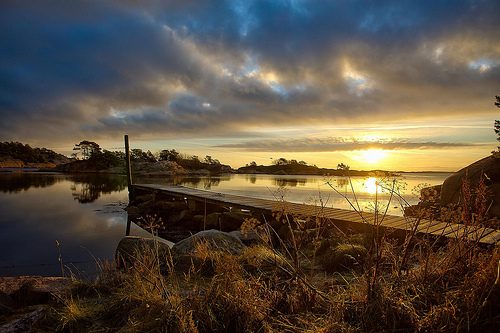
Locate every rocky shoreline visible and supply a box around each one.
[0,276,72,332]
[405,155,500,225]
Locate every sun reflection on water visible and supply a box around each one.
[364,177,382,195]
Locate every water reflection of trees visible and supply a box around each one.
[272,178,307,187]
[336,178,350,187]
[0,173,60,193]
[70,174,128,203]
[134,176,225,189]
[246,175,257,184]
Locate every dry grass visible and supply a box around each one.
[33,177,500,332]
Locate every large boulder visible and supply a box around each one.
[440,156,500,218]
[171,230,245,258]
[115,236,173,269]
[170,230,245,273]
[229,229,263,245]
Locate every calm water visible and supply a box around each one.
[0,172,451,277]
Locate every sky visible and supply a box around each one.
[1,0,499,172]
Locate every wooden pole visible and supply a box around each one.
[125,134,133,236]
[125,215,132,236]
[124,134,132,187]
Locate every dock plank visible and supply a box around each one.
[131,184,498,245]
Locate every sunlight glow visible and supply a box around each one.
[360,149,388,164]
[364,177,382,195]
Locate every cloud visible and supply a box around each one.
[0,0,499,145]
[217,137,478,152]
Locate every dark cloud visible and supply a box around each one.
[217,137,478,152]
[0,0,499,144]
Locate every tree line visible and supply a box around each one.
[0,141,67,164]
[72,141,227,171]
[72,141,356,174]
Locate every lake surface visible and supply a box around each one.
[0,171,451,277]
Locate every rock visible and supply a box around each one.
[204,213,222,230]
[126,206,141,218]
[137,201,153,214]
[277,224,292,241]
[191,169,210,176]
[179,214,202,230]
[0,291,16,314]
[10,283,52,307]
[135,194,154,203]
[192,215,206,229]
[269,219,284,232]
[490,183,500,219]
[0,307,46,333]
[167,213,182,226]
[179,209,195,222]
[158,201,189,212]
[440,155,500,219]
[115,236,173,269]
[157,227,193,243]
[220,212,248,231]
[171,230,245,257]
[229,229,263,245]
[171,230,245,273]
[168,209,196,226]
[0,276,71,309]
[420,184,441,202]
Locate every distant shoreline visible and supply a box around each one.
[0,167,454,176]
[0,168,41,172]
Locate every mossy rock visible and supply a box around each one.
[171,230,245,275]
[115,236,173,269]
[318,243,367,272]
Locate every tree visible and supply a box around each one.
[130,149,156,162]
[337,163,350,171]
[204,155,220,165]
[495,95,500,140]
[73,141,100,160]
[146,150,157,162]
[159,149,180,162]
[88,150,124,170]
[272,157,289,166]
[494,95,500,155]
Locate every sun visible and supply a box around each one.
[364,177,382,194]
[360,149,387,164]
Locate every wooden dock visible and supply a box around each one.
[132,184,500,246]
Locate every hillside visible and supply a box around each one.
[237,159,393,176]
[0,141,70,168]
